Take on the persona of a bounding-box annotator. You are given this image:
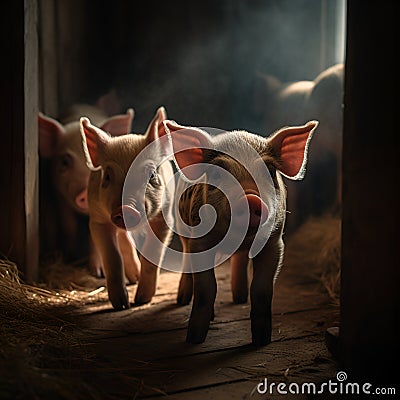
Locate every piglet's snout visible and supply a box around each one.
[75,189,89,212]
[111,205,141,230]
[233,194,268,228]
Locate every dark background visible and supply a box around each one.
[39,0,344,134]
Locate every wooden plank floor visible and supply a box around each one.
[75,252,340,399]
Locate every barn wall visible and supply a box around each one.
[38,0,337,134]
[0,0,39,280]
[38,0,92,116]
[341,0,399,383]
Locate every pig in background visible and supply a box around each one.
[39,104,134,276]
[254,63,343,230]
[165,119,318,345]
[80,107,174,310]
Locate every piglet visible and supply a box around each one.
[39,105,134,272]
[164,119,318,345]
[256,64,343,225]
[80,107,174,310]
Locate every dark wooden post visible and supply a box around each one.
[38,0,59,116]
[0,0,39,281]
[341,0,399,383]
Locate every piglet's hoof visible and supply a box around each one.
[125,269,140,285]
[134,291,152,305]
[109,288,130,310]
[186,313,212,344]
[186,329,208,344]
[134,297,151,306]
[177,274,193,305]
[251,335,271,347]
[251,319,272,347]
[177,286,193,305]
[134,281,156,305]
[251,329,271,347]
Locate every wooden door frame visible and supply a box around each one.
[340,0,399,382]
[0,0,39,281]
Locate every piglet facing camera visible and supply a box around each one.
[38,106,134,269]
[164,119,318,345]
[80,107,174,310]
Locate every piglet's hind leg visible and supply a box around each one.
[134,218,171,304]
[231,251,249,304]
[186,252,217,344]
[90,221,130,310]
[177,241,194,305]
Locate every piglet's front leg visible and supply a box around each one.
[117,230,140,284]
[90,221,129,310]
[231,251,249,304]
[134,217,171,304]
[177,241,194,305]
[177,271,193,306]
[186,251,217,344]
[135,256,158,305]
[250,239,284,346]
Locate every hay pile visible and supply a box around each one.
[285,213,341,304]
[0,259,135,399]
[39,254,106,292]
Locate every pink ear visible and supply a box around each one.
[164,120,213,181]
[100,108,134,136]
[80,117,109,170]
[38,112,65,157]
[268,120,319,180]
[145,106,168,143]
[95,89,121,116]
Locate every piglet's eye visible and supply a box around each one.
[149,169,160,186]
[102,167,112,188]
[60,154,72,172]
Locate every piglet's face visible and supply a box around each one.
[39,109,134,214]
[80,107,169,230]
[177,150,271,249]
[52,127,91,214]
[165,120,318,255]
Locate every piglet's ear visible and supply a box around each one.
[38,112,65,158]
[145,106,168,143]
[80,117,109,171]
[144,107,173,159]
[268,120,318,180]
[100,108,134,136]
[164,120,213,181]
